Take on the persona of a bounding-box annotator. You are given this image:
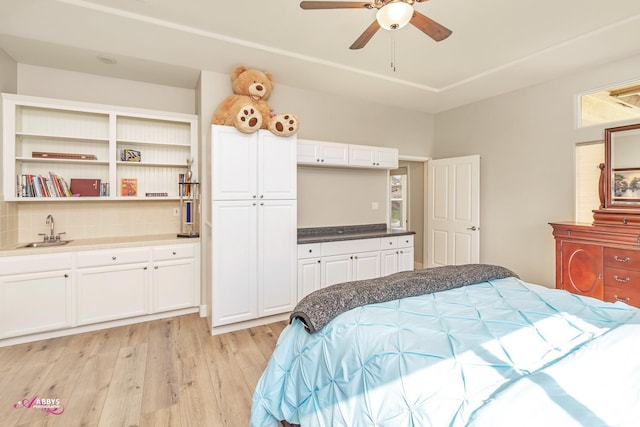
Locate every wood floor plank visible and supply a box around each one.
[0,314,286,427]
[98,343,148,427]
[140,319,179,416]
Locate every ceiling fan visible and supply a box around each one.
[300,0,452,49]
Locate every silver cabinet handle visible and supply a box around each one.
[614,275,631,283]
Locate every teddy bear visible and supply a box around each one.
[212,65,299,137]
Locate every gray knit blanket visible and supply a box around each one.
[290,264,518,334]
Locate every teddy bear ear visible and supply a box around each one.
[265,72,275,84]
[231,66,247,80]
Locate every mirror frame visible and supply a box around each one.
[604,123,640,209]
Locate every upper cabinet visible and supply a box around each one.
[211,125,297,201]
[298,139,349,166]
[297,138,398,170]
[2,93,198,201]
[348,144,398,169]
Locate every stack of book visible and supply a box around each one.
[16,172,73,198]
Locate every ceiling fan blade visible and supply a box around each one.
[410,11,452,42]
[300,1,371,10]
[350,20,381,49]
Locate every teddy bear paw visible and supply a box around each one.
[234,104,262,133]
[267,113,299,137]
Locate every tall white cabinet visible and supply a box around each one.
[210,125,297,331]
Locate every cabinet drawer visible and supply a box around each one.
[398,235,414,248]
[380,237,398,249]
[603,247,640,270]
[604,284,640,308]
[0,253,72,276]
[298,243,321,259]
[604,267,640,287]
[322,238,380,256]
[77,248,149,267]
[151,245,194,261]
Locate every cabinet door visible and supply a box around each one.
[353,251,381,281]
[349,145,376,167]
[258,130,297,199]
[381,249,399,276]
[375,147,399,169]
[211,125,257,200]
[76,263,149,325]
[322,254,352,288]
[560,241,604,299]
[320,142,349,166]
[297,139,320,164]
[258,200,297,316]
[212,201,258,326]
[0,270,72,338]
[398,247,414,272]
[152,258,196,312]
[298,258,321,300]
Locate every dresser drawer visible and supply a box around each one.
[603,247,640,270]
[604,285,640,308]
[604,267,640,287]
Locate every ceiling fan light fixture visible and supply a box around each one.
[376,1,414,30]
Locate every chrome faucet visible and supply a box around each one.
[46,214,55,241]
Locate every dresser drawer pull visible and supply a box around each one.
[613,295,631,303]
[614,256,631,263]
[614,275,631,283]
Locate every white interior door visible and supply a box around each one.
[426,155,480,267]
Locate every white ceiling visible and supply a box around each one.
[2,0,640,113]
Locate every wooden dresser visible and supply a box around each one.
[550,221,640,308]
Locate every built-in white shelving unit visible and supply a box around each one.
[2,93,198,201]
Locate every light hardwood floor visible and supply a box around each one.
[0,314,287,426]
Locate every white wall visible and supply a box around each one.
[434,52,640,286]
[17,64,195,114]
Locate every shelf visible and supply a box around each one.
[116,139,191,148]
[3,93,198,202]
[17,132,110,143]
[116,161,189,168]
[17,157,109,166]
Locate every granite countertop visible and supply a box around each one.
[298,223,415,244]
[0,234,199,257]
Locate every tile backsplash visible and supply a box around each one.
[12,200,182,245]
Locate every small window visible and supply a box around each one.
[580,82,640,127]
[390,167,408,230]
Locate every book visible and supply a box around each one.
[121,178,138,197]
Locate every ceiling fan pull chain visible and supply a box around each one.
[391,31,397,72]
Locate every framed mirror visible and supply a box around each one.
[604,123,640,208]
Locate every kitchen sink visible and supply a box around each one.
[19,240,73,248]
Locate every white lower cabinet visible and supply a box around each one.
[297,234,414,299]
[151,243,199,313]
[321,251,380,287]
[0,242,199,344]
[381,235,415,276]
[0,253,73,339]
[0,268,72,339]
[76,262,149,325]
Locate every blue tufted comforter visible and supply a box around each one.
[250,277,640,427]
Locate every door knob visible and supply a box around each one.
[467,226,478,231]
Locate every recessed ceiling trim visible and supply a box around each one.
[439,12,640,93]
[57,0,440,93]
